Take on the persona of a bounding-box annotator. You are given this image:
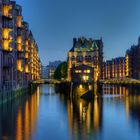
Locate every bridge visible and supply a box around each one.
[32,79,61,84]
[100,78,140,85]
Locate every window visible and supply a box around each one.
[71,56,75,61]
[75,70,82,73]
[82,75,89,81]
[85,55,91,62]
[84,69,91,73]
[76,56,83,62]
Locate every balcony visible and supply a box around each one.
[25,47,29,52]
[25,52,28,59]
[2,28,13,52]
[2,28,12,39]
[17,36,23,53]
[2,40,13,53]
[17,16,22,28]
[17,44,24,53]
[17,36,22,43]
[25,64,29,74]
[2,5,13,20]
[17,60,23,72]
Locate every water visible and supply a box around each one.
[0,84,140,140]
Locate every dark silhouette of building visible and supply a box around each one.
[125,37,140,79]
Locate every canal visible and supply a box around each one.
[0,84,140,140]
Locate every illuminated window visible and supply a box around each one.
[17,44,23,52]
[84,69,91,73]
[2,28,12,39]
[83,75,89,81]
[17,16,22,27]
[25,64,29,73]
[25,53,28,58]
[17,60,23,72]
[125,55,129,76]
[2,40,13,51]
[75,70,82,73]
[3,5,12,18]
[26,40,28,46]
[17,36,22,44]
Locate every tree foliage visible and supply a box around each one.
[54,62,67,80]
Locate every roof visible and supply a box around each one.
[69,37,103,52]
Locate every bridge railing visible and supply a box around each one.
[32,79,61,84]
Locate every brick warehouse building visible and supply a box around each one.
[125,37,140,79]
[68,37,103,83]
[102,57,126,80]
[102,37,140,81]
[0,0,41,93]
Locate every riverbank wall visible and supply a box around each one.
[0,82,39,104]
[0,87,29,104]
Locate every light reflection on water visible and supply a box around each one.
[0,84,140,140]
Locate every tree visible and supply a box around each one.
[54,62,67,80]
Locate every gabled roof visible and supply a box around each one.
[69,37,103,52]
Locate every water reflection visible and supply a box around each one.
[102,85,129,96]
[0,85,140,140]
[0,87,40,140]
[101,85,140,140]
[126,95,140,124]
[65,98,102,140]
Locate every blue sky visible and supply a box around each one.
[16,0,140,65]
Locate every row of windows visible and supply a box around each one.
[75,69,91,74]
[70,56,98,61]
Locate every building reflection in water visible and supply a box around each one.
[0,87,40,140]
[0,85,140,140]
[102,84,129,96]
[64,84,140,140]
[102,84,140,129]
[65,97,103,140]
[125,88,140,129]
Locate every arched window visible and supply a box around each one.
[79,56,83,61]
[71,56,75,61]
[76,56,83,62]
[88,55,91,61]
[85,56,88,61]
[85,55,91,62]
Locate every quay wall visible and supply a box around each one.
[0,83,38,104]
